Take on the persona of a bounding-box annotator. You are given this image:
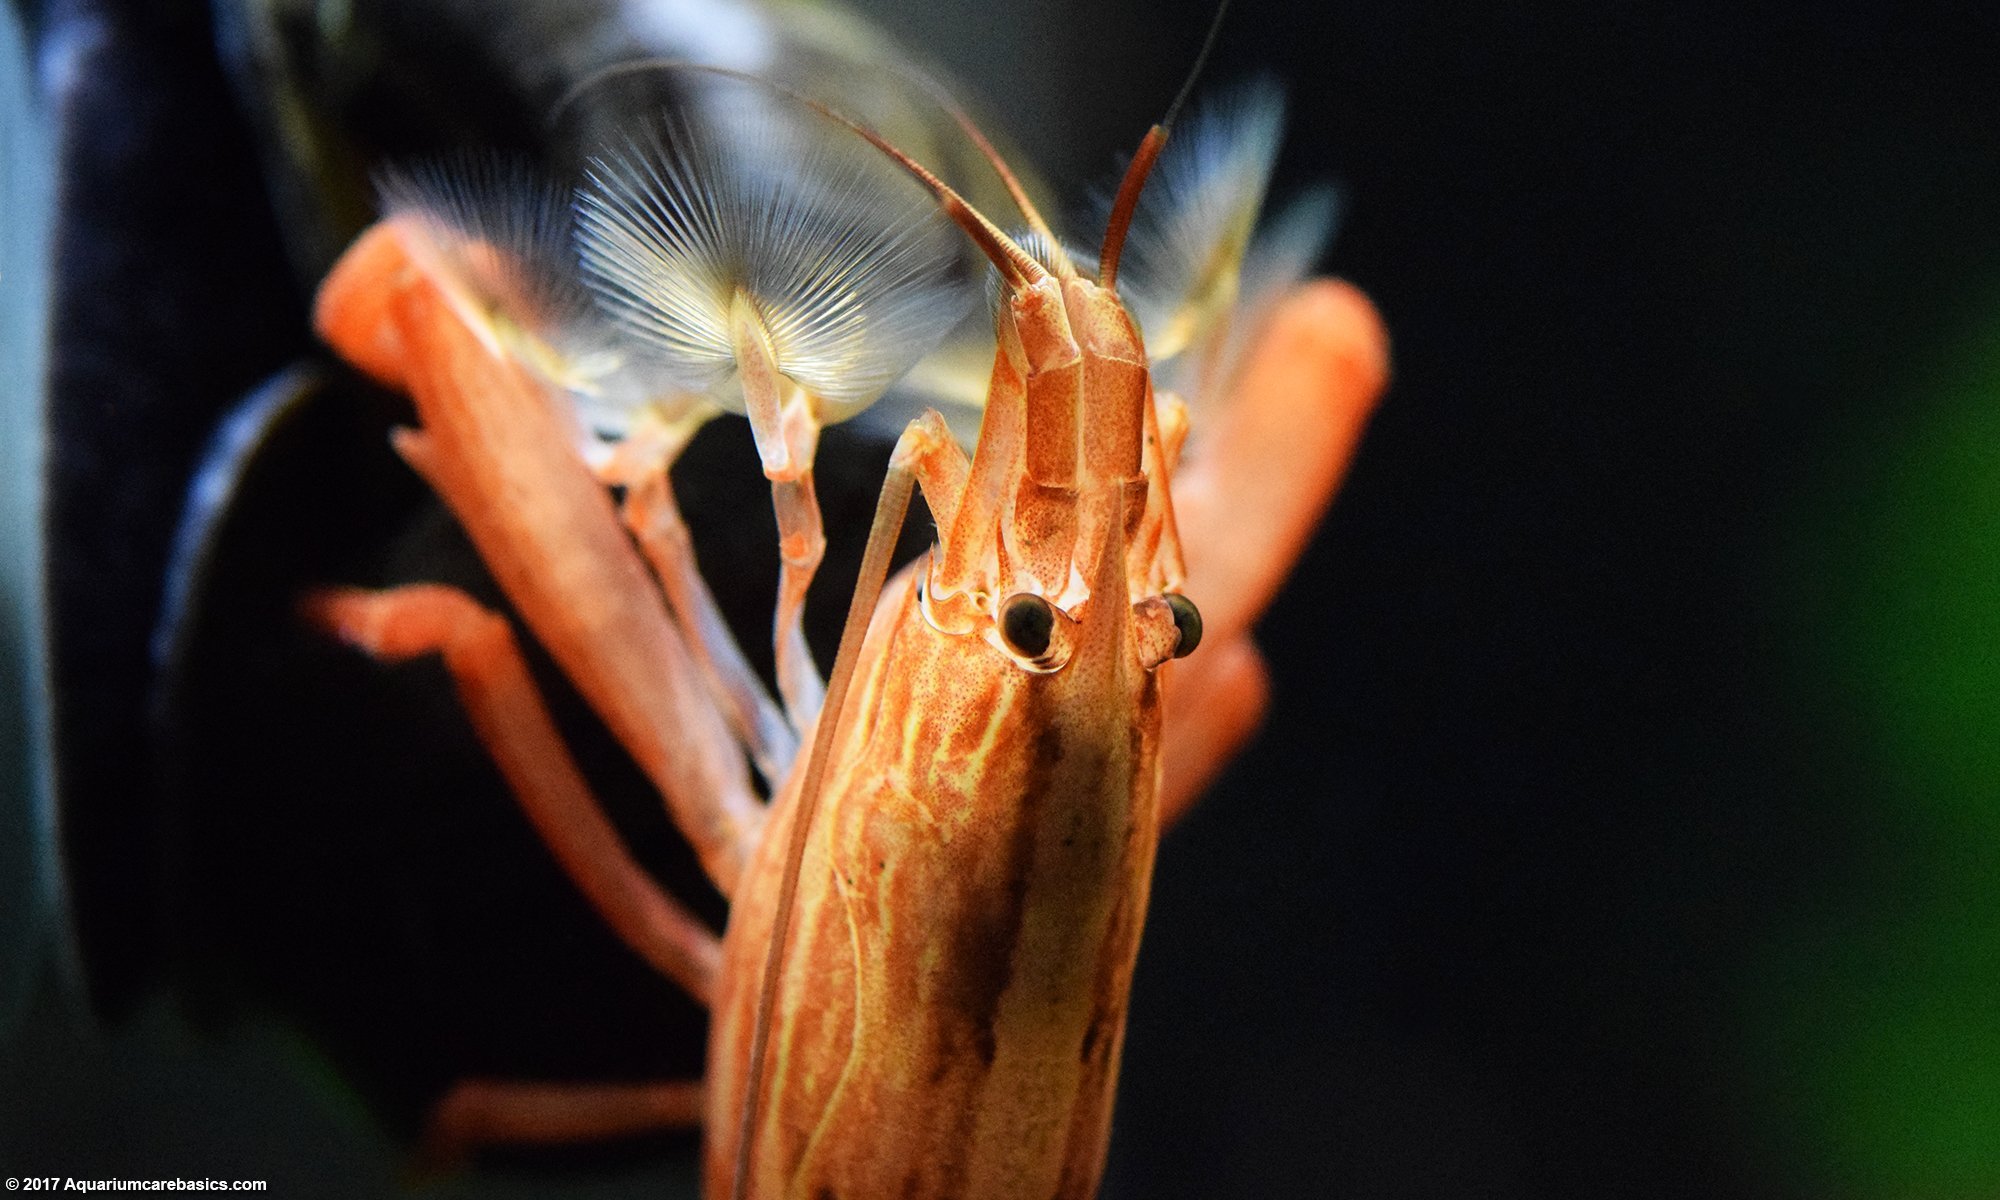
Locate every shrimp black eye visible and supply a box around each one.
[1165,593,1202,658]
[1000,593,1055,658]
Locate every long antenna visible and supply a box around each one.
[552,57,699,128]
[729,452,917,1200]
[1164,0,1234,133]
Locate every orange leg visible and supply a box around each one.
[1173,280,1388,646]
[319,222,764,898]
[302,583,721,1005]
[421,1079,704,1166]
[769,469,828,727]
[1162,280,1389,817]
[1158,636,1271,830]
[624,470,798,787]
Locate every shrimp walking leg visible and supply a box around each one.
[623,468,798,786]
[1158,636,1271,828]
[1160,280,1390,815]
[301,583,723,1005]
[1171,280,1389,644]
[768,470,828,727]
[318,222,766,896]
[421,1078,705,1166]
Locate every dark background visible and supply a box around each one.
[6,0,2000,1197]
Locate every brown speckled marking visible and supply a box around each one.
[944,718,1055,1070]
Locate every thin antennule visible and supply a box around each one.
[738,70,1051,289]
[1100,0,1235,290]
[1163,0,1235,133]
[897,66,1078,279]
[1108,79,1294,363]
[1098,127,1166,292]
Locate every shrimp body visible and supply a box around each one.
[711,574,1159,1197]
[700,258,1177,1195]
[696,253,1176,1192]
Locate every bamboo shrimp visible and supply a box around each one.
[300,11,1388,1196]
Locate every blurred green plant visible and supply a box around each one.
[1767,299,2000,1199]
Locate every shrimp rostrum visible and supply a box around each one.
[305,59,1387,1200]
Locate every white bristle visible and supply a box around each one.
[575,102,972,423]
[376,153,596,338]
